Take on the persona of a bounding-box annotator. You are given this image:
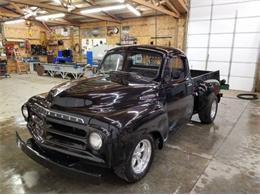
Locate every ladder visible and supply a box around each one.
[13,49,28,74]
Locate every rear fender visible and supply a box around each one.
[204,79,221,96]
[194,79,221,113]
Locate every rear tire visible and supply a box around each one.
[199,93,218,124]
[114,134,154,183]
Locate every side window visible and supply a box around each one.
[169,57,186,81]
[127,52,162,79]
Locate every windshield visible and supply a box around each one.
[100,53,124,73]
[100,51,163,80]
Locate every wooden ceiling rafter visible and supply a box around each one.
[8,0,120,23]
[168,0,187,13]
[0,6,23,17]
[9,2,24,15]
[0,7,21,18]
[161,0,180,16]
[130,0,180,18]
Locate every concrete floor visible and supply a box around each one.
[0,74,260,193]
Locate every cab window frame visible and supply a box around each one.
[164,55,189,83]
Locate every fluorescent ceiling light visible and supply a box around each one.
[36,13,65,21]
[75,4,85,8]
[4,19,25,24]
[67,5,76,12]
[80,3,141,16]
[53,0,61,5]
[30,6,38,10]
[80,4,126,14]
[126,4,141,16]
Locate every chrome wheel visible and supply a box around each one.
[210,100,217,119]
[131,139,152,174]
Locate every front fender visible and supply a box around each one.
[110,102,168,167]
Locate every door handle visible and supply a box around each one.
[186,83,192,87]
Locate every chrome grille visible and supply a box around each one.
[45,121,88,150]
[30,103,89,150]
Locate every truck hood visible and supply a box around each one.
[46,72,159,114]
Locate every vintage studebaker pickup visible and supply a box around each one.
[17,45,222,183]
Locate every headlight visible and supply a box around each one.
[22,105,29,120]
[89,132,102,150]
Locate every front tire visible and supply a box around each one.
[114,134,154,183]
[199,93,218,124]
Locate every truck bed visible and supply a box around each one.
[190,69,220,87]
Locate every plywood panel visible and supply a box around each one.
[80,15,186,49]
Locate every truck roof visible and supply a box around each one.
[108,45,185,56]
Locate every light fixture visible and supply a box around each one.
[4,19,25,24]
[126,4,141,16]
[80,4,126,14]
[35,13,65,21]
[117,0,125,3]
[80,3,141,17]
[67,4,76,12]
[53,0,61,5]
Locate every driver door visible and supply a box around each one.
[164,55,194,130]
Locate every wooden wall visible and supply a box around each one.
[3,23,45,57]
[2,22,80,61]
[3,22,47,42]
[80,15,187,50]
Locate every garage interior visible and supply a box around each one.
[0,0,259,193]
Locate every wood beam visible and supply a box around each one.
[9,2,24,15]
[64,17,81,26]
[0,7,20,17]
[163,0,180,16]
[33,20,51,31]
[1,6,23,16]
[9,0,120,23]
[0,0,9,7]
[168,0,187,13]
[131,0,179,18]
[31,18,74,26]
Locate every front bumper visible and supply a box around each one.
[16,131,106,184]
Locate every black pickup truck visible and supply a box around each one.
[17,45,222,183]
